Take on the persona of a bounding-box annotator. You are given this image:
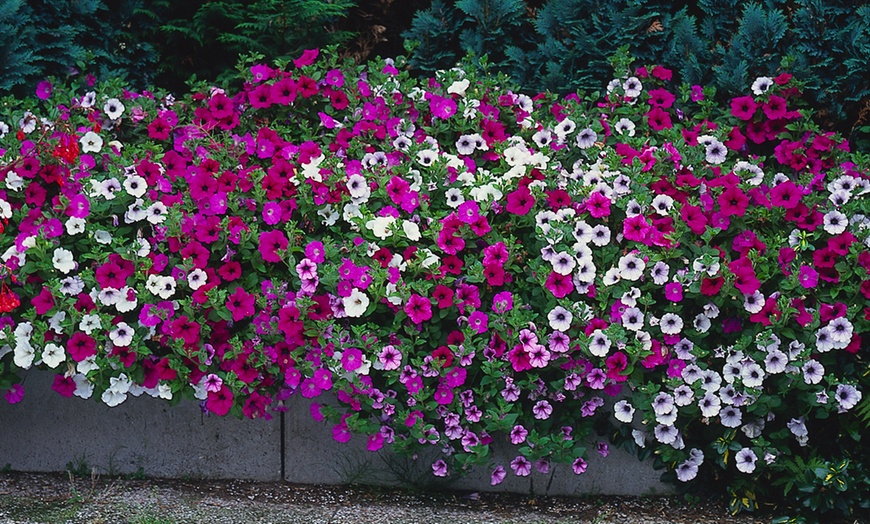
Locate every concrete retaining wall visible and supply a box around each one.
[0,370,672,496]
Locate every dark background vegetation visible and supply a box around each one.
[1,0,868,146]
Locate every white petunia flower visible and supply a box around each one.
[802,360,825,384]
[613,400,635,423]
[827,317,853,345]
[402,221,420,241]
[79,131,103,153]
[621,307,644,331]
[73,374,95,399]
[704,140,728,165]
[650,261,669,285]
[588,329,611,357]
[65,217,86,235]
[94,230,113,244]
[740,362,765,388]
[13,341,35,369]
[52,248,76,274]
[835,384,862,411]
[764,349,788,374]
[614,118,636,136]
[575,128,597,149]
[673,385,694,406]
[698,393,721,418]
[547,306,573,331]
[41,343,66,368]
[654,424,678,445]
[365,216,395,240]
[109,322,134,346]
[617,254,645,281]
[590,224,611,246]
[551,251,576,276]
[103,98,125,120]
[623,77,643,97]
[822,210,847,235]
[123,175,147,198]
[659,313,684,335]
[187,268,207,290]
[735,448,757,473]
[346,174,370,200]
[815,326,836,352]
[751,76,773,95]
[0,199,12,219]
[146,202,168,224]
[79,314,102,335]
[343,288,369,317]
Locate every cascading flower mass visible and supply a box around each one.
[0,48,868,517]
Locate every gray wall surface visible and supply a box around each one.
[0,371,671,497]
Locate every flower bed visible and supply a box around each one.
[0,49,867,518]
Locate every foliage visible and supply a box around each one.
[0,0,356,96]
[0,49,868,520]
[403,0,870,150]
[0,0,161,94]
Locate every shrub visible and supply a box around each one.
[402,0,870,150]
[0,48,867,520]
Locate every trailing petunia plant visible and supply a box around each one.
[0,47,867,520]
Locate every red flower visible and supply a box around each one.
[700,277,724,296]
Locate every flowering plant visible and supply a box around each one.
[1,48,867,516]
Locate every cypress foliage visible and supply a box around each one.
[403,0,870,147]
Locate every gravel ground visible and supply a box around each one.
[0,471,777,524]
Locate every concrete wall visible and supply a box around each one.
[0,371,671,496]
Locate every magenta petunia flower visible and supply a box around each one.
[259,230,288,263]
[717,185,749,217]
[404,293,433,324]
[505,186,535,216]
[510,455,532,477]
[623,214,652,243]
[585,191,612,218]
[468,311,489,334]
[798,265,818,288]
[293,48,319,68]
[433,384,454,405]
[341,347,364,372]
[645,107,672,130]
[206,384,234,416]
[769,180,801,209]
[4,384,24,404]
[429,94,457,119]
[492,291,513,313]
[31,286,55,315]
[226,287,256,321]
[730,96,758,120]
[482,242,509,267]
[544,271,574,298]
[490,465,507,485]
[431,459,448,477]
[572,457,588,475]
[664,282,683,302]
[36,80,52,100]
